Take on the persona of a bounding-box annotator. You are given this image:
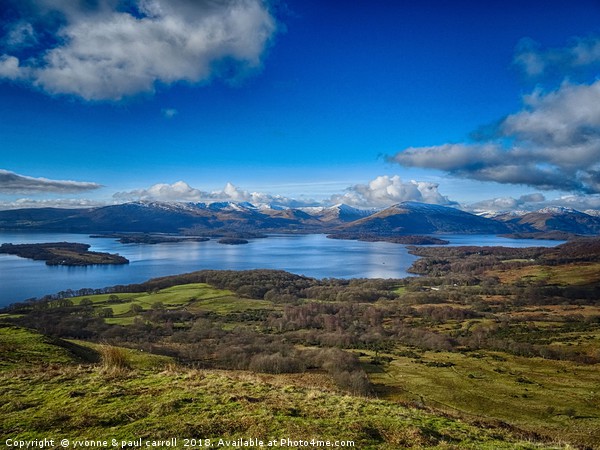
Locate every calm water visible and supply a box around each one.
[0,232,562,306]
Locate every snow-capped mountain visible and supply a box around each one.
[337,201,509,234]
[305,203,379,223]
[1,200,599,236]
[493,206,600,234]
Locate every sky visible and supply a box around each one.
[1,0,600,212]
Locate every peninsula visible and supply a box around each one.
[0,242,129,266]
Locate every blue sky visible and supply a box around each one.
[1,0,600,211]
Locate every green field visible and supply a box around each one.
[0,327,561,449]
[71,283,275,319]
[0,325,77,370]
[368,347,600,448]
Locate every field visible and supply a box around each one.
[369,347,599,446]
[0,327,561,449]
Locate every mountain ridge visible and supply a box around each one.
[0,200,599,236]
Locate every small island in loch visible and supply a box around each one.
[217,237,250,245]
[91,233,210,245]
[0,242,129,266]
[327,233,450,245]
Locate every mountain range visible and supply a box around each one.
[1,201,600,236]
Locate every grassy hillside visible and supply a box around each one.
[368,347,599,447]
[0,327,559,449]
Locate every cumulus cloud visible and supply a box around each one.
[113,177,455,209]
[389,37,600,195]
[113,181,318,208]
[467,193,546,213]
[467,192,600,214]
[391,140,587,192]
[546,194,600,212]
[0,0,276,100]
[114,180,203,202]
[0,55,22,79]
[0,169,102,194]
[329,175,455,208]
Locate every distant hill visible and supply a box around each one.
[337,202,510,235]
[493,206,600,235]
[0,202,315,234]
[1,200,599,236]
[306,203,377,223]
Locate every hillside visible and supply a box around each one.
[0,326,560,449]
[338,202,510,235]
[2,201,600,237]
[493,207,600,235]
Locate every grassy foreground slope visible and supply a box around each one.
[367,347,599,449]
[1,326,556,450]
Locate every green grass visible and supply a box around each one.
[188,295,274,314]
[70,283,273,318]
[69,340,174,370]
[71,292,140,305]
[0,364,561,449]
[0,325,172,373]
[368,347,600,449]
[0,325,81,371]
[0,325,564,449]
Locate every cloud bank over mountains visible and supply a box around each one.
[0,0,276,100]
[2,169,600,213]
[389,36,600,195]
[112,176,456,209]
[330,175,455,208]
[113,181,319,208]
[0,169,101,194]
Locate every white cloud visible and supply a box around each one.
[389,34,600,196]
[503,82,600,155]
[113,181,203,202]
[113,181,318,207]
[0,55,23,79]
[390,79,600,194]
[0,0,277,100]
[329,175,456,208]
[547,194,600,212]
[467,192,600,214]
[0,169,102,194]
[113,177,455,209]
[467,193,546,213]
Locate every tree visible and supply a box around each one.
[98,307,113,318]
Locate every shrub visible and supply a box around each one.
[98,344,130,374]
[248,353,305,374]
